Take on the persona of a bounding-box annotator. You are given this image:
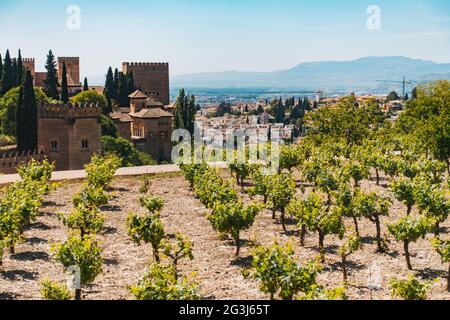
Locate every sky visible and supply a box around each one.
[0,0,449,82]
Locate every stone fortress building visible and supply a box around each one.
[1,103,102,173]
[122,62,170,105]
[0,57,173,173]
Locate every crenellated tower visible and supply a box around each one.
[37,102,101,170]
[122,62,170,105]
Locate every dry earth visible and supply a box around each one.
[0,170,449,300]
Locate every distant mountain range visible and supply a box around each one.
[171,56,450,94]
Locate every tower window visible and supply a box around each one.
[50,140,58,152]
[82,139,89,150]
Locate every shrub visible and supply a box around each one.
[130,263,200,300]
[52,235,103,300]
[84,154,121,189]
[390,275,431,300]
[40,279,73,300]
[209,201,260,256]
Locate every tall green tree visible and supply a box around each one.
[104,67,114,95]
[112,68,120,101]
[1,50,14,95]
[274,98,285,123]
[60,62,69,103]
[126,71,135,94]
[16,70,38,152]
[0,53,3,86]
[17,49,23,87]
[11,59,18,87]
[173,89,196,135]
[83,77,89,91]
[44,50,58,99]
[117,72,129,107]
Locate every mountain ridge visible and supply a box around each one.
[171,56,450,92]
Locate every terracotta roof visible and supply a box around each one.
[129,90,148,99]
[145,97,164,108]
[110,112,133,123]
[130,108,173,119]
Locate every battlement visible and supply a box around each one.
[22,58,35,62]
[58,56,80,61]
[123,62,169,68]
[0,150,46,174]
[38,103,101,119]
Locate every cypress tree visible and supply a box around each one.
[17,71,37,152]
[16,86,24,150]
[187,94,196,135]
[104,92,113,115]
[11,59,18,87]
[83,77,89,91]
[1,50,14,95]
[174,89,186,130]
[104,67,114,95]
[0,53,3,85]
[118,72,129,107]
[44,50,58,99]
[17,49,23,86]
[112,68,120,101]
[126,71,135,94]
[60,62,69,103]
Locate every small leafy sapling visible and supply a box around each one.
[209,201,260,256]
[127,196,166,262]
[279,145,301,173]
[392,177,415,216]
[193,167,237,208]
[387,216,432,270]
[352,191,391,252]
[139,175,151,194]
[130,263,200,300]
[414,182,450,236]
[343,160,370,189]
[267,173,296,232]
[334,183,360,236]
[338,233,362,284]
[390,274,432,300]
[52,235,103,300]
[248,169,272,204]
[17,159,55,195]
[40,279,74,300]
[161,234,194,279]
[288,192,344,263]
[250,242,322,300]
[431,237,450,292]
[84,154,121,189]
[228,158,255,187]
[180,163,208,189]
[60,186,108,237]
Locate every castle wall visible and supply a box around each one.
[22,58,36,84]
[122,62,170,105]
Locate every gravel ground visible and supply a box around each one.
[0,171,449,300]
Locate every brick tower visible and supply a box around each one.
[22,58,36,81]
[37,103,101,170]
[122,62,170,105]
[58,57,80,85]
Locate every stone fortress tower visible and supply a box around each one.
[122,62,170,105]
[37,103,101,171]
[58,57,80,85]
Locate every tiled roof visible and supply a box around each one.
[145,97,164,107]
[130,108,173,119]
[110,112,134,122]
[129,90,148,99]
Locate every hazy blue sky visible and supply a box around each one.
[1,0,449,80]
